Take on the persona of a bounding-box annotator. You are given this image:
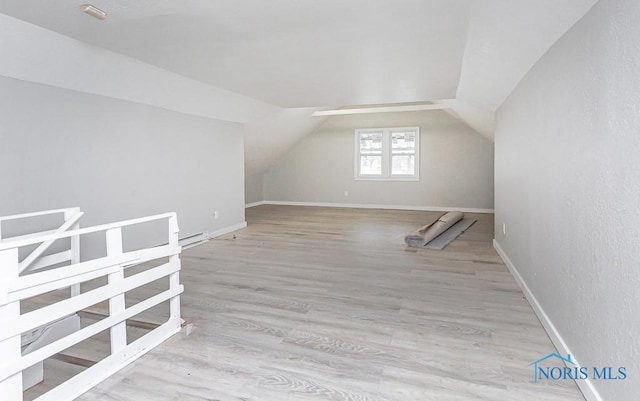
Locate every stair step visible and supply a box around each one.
[23,357,85,401]
[50,353,96,368]
[54,313,154,363]
[78,309,161,331]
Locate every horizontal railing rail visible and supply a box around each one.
[0,208,81,223]
[0,212,176,251]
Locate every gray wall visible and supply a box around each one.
[495,0,639,399]
[264,111,494,210]
[1,76,245,255]
[245,172,264,204]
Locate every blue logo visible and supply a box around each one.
[529,353,627,383]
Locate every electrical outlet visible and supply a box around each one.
[214,211,219,220]
[502,223,506,235]
[344,190,349,197]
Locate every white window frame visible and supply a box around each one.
[354,127,420,181]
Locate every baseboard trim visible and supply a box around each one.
[179,222,247,250]
[179,233,209,249]
[205,221,247,239]
[260,200,494,214]
[493,239,602,401]
[245,201,265,208]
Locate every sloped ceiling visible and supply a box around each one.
[452,0,597,138]
[0,0,471,107]
[0,0,596,173]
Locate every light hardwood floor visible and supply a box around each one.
[62,205,585,400]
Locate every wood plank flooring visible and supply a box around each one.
[65,205,585,400]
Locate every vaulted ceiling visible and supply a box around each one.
[0,0,597,173]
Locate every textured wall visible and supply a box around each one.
[264,110,494,210]
[0,76,245,256]
[495,0,640,399]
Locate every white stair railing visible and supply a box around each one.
[0,207,83,295]
[0,212,184,401]
[1,207,84,389]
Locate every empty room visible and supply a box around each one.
[0,1,638,401]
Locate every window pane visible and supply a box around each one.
[391,131,416,154]
[391,155,415,175]
[359,133,383,154]
[360,155,382,175]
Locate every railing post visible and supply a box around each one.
[66,208,81,297]
[106,227,127,353]
[168,215,181,326]
[0,248,24,400]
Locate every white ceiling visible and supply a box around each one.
[0,0,471,108]
[0,0,597,172]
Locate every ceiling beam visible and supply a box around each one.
[311,101,454,117]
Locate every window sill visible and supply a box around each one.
[354,177,420,182]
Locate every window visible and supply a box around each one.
[355,127,419,180]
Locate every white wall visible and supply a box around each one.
[0,76,245,256]
[264,111,494,210]
[244,107,328,175]
[494,0,640,399]
[245,173,264,205]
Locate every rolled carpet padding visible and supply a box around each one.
[404,211,464,247]
[423,218,476,250]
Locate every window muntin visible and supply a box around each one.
[355,127,419,180]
